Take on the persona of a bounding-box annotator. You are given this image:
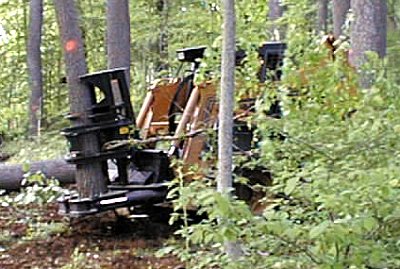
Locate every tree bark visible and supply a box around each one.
[0,159,75,191]
[268,0,283,40]
[317,0,329,33]
[106,0,131,87]
[158,0,169,72]
[350,0,387,88]
[219,0,235,195]
[219,0,243,259]
[54,0,107,198]
[333,0,350,38]
[27,0,44,138]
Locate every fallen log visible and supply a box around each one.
[0,159,75,191]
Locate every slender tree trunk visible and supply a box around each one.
[219,1,235,196]
[268,0,283,40]
[158,0,169,72]
[317,0,329,33]
[54,0,107,198]
[27,0,44,138]
[219,0,242,259]
[333,0,350,38]
[350,0,387,88]
[106,0,131,87]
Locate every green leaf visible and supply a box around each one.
[309,221,329,239]
[220,226,237,241]
[363,217,377,231]
[284,227,301,240]
[155,246,176,258]
[284,177,299,195]
[22,162,30,173]
[215,194,230,216]
[369,248,384,265]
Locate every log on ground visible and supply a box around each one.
[0,159,75,191]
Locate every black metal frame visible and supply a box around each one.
[59,68,174,217]
[258,41,286,82]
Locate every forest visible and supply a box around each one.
[1,0,400,268]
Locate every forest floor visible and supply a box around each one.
[0,202,183,269]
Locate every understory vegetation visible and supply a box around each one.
[165,53,400,268]
[161,2,400,268]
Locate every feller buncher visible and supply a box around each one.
[58,42,286,217]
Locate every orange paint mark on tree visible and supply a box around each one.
[65,39,78,53]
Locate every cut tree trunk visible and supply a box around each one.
[54,0,107,198]
[0,159,75,191]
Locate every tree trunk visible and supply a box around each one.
[333,0,350,38]
[158,0,169,72]
[27,0,44,138]
[0,159,75,191]
[317,0,329,33]
[219,0,235,196]
[350,0,387,88]
[268,0,283,40]
[106,0,131,87]
[219,0,243,259]
[54,0,107,198]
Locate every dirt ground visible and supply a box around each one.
[0,203,183,269]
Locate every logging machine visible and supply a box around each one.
[58,42,286,217]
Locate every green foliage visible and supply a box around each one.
[252,60,400,268]
[1,171,66,206]
[165,58,400,269]
[159,165,251,268]
[0,0,29,137]
[4,131,67,162]
[160,1,400,269]
[24,221,68,241]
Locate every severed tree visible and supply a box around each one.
[0,159,75,191]
[106,0,131,87]
[27,0,44,138]
[53,0,107,198]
